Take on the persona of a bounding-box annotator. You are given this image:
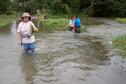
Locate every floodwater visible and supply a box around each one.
[0,18,126,84]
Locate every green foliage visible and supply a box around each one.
[0,15,15,27]
[89,0,114,16]
[42,18,69,29]
[113,35,126,57]
[88,0,126,17]
[0,0,12,14]
[12,0,44,14]
[1,0,126,17]
[115,18,126,23]
[39,18,69,33]
[43,0,126,17]
[43,0,88,15]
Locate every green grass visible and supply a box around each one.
[43,18,69,28]
[41,18,69,32]
[0,15,16,27]
[113,35,126,57]
[115,18,126,24]
[41,17,86,33]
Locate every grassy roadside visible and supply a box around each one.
[115,18,126,24]
[114,18,126,57]
[113,35,126,57]
[42,18,69,28]
[0,15,16,27]
[40,16,86,33]
[41,18,69,33]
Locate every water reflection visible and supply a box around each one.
[20,53,38,84]
[10,21,17,36]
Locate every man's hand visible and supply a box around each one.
[17,40,22,46]
[34,28,38,32]
[16,32,22,46]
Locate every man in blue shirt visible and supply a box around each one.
[74,16,81,33]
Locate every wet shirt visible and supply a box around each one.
[17,21,36,43]
[74,18,81,28]
[69,19,75,26]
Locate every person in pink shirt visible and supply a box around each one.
[17,12,38,53]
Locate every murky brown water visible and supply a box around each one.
[0,18,126,84]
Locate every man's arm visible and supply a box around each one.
[30,22,38,32]
[16,32,22,46]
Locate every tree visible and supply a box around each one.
[10,0,126,17]
[0,0,12,14]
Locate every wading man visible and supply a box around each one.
[16,12,38,53]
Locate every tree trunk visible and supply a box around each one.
[40,7,45,19]
[89,0,95,16]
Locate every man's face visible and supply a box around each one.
[23,17,29,22]
[74,16,77,19]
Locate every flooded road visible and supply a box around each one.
[0,18,126,84]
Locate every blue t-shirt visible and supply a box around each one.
[74,18,81,28]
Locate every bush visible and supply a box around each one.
[40,18,69,32]
[43,18,69,28]
[113,35,126,57]
[115,18,126,24]
[0,15,16,27]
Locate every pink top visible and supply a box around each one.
[17,21,36,43]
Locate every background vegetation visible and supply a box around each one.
[115,18,126,23]
[1,0,126,17]
[0,15,16,27]
[113,35,126,57]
